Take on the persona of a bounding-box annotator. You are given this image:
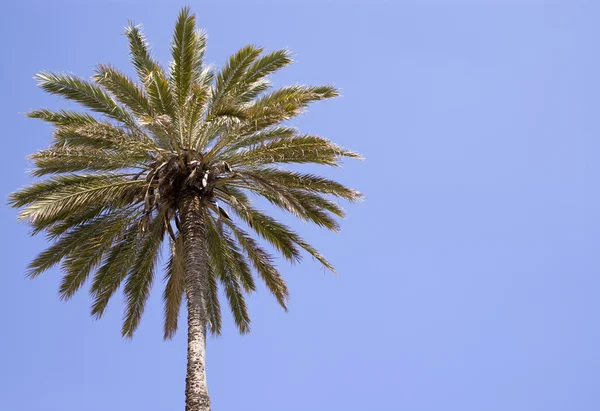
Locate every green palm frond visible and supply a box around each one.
[16,176,143,226]
[244,184,343,231]
[185,83,210,144]
[222,224,256,293]
[220,265,250,334]
[169,7,197,108]
[295,236,336,273]
[52,123,158,153]
[35,72,138,129]
[224,135,361,167]
[122,208,166,337]
[237,85,339,134]
[24,210,132,278]
[89,222,141,319]
[222,126,297,153]
[10,174,130,209]
[29,147,148,176]
[240,167,363,202]
[190,30,208,85]
[240,50,292,90]
[208,45,263,120]
[234,169,350,223]
[204,261,222,336]
[145,70,176,118]
[93,64,154,118]
[58,212,134,300]
[220,192,301,263]
[226,222,288,309]
[220,192,335,272]
[44,205,106,238]
[163,234,186,340]
[125,22,163,83]
[194,115,244,154]
[27,109,98,126]
[288,189,346,219]
[205,214,251,333]
[229,173,315,221]
[143,70,178,153]
[231,49,293,104]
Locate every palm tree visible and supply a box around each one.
[10,7,362,411]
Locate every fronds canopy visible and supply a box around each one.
[11,8,362,339]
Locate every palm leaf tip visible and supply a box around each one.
[313,85,340,99]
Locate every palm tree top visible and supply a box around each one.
[10,7,363,340]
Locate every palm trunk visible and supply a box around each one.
[179,193,211,411]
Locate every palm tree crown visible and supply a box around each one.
[10,7,362,340]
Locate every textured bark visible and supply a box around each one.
[179,194,211,411]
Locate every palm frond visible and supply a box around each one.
[226,222,288,309]
[35,72,137,129]
[190,30,208,85]
[224,135,361,167]
[222,194,335,272]
[288,189,346,218]
[209,45,263,118]
[220,265,250,334]
[222,223,255,293]
[186,83,210,145]
[44,205,106,239]
[29,147,148,176]
[220,192,301,262]
[222,126,297,154]
[57,212,133,300]
[144,70,179,152]
[93,64,153,118]
[294,236,335,273]
[207,85,341,159]
[16,176,143,226]
[240,167,363,202]
[243,49,292,84]
[194,115,244,154]
[52,123,158,153]
[230,173,306,217]
[163,233,186,340]
[234,49,292,102]
[122,209,166,337]
[237,85,339,134]
[145,70,176,118]
[234,176,342,231]
[24,210,131,278]
[27,109,98,126]
[205,213,251,333]
[204,261,222,336]
[10,174,128,209]
[236,79,271,103]
[89,222,141,319]
[169,7,197,107]
[125,23,163,83]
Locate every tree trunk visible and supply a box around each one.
[179,193,211,411]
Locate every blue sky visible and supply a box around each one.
[2,1,600,410]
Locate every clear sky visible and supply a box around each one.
[2,1,600,410]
